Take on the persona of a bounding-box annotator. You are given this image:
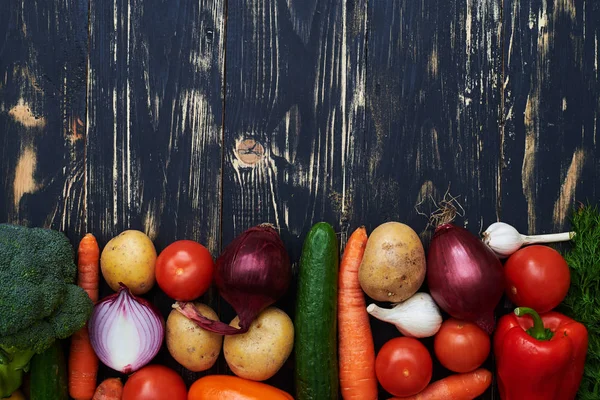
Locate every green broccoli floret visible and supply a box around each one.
[0,224,93,398]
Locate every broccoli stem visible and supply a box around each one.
[0,349,9,365]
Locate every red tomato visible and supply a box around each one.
[375,337,432,397]
[434,318,490,373]
[504,245,570,313]
[155,240,214,301]
[122,365,187,400]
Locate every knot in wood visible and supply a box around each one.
[236,138,265,166]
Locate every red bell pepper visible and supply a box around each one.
[494,307,588,400]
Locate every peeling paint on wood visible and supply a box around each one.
[522,93,539,233]
[553,148,586,228]
[0,0,88,233]
[13,146,39,207]
[503,0,599,239]
[365,0,501,230]
[8,100,46,128]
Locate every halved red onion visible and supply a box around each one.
[88,283,164,373]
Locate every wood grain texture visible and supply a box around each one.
[87,0,225,384]
[502,0,600,236]
[0,0,88,239]
[361,0,502,398]
[221,0,368,394]
[1,0,599,397]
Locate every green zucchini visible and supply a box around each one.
[29,340,68,400]
[295,222,339,400]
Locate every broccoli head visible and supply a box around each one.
[0,224,93,397]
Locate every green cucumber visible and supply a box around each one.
[295,222,339,400]
[29,340,68,400]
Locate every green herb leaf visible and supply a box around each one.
[559,204,600,399]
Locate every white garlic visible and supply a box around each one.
[366,292,442,338]
[482,222,574,258]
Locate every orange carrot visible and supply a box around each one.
[338,227,378,400]
[389,369,492,400]
[69,233,100,400]
[77,233,100,303]
[92,378,123,400]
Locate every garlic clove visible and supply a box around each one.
[482,222,524,258]
[366,292,442,338]
[483,221,575,258]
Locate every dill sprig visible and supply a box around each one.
[560,205,600,399]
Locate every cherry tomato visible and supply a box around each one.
[375,337,432,397]
[434,318,490,373]
[122,365,187,400]
[504,245,570,313]
[155,240,214,301]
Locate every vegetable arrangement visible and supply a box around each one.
[0,224,93,398]
[1,202,596,400]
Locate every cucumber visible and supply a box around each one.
[29,340,68,400]
[295,222,339,400]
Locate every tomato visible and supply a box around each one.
[434,318,490,373]
[375,337,432,397]
[504,245,570,313]
[122,365,187,400]
[156,240,214,301]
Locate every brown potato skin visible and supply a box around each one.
[166,303,223,372]
[358,221,426,302]
[100,230,157,295]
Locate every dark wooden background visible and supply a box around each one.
[1,0,598,398]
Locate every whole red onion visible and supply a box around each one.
[427,223,504,334]
[175,224,291,335]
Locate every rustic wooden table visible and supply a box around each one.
[1,0,598,398]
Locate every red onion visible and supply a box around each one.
[88,283,164,373]
[427,223,504,334]
[175,224,291,335]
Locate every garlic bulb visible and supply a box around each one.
[482,222,574,258]
[366,292,442,338]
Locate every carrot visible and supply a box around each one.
[92,378,123,400]
[389,369,492,400]
[69,233,100,400]
[338,227,378,400]
[77,233,100,303]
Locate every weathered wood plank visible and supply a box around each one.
[502,0,600,234]
[221,0,368,394]
[0,0,88,240]
[360,0,502,398]
[87,0,225,385]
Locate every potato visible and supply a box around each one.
[166,303,222,372]
[223,307,294,381]
[358,221,426,302]
[101,230,157,295]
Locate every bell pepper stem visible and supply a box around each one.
[514,307,554,341]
